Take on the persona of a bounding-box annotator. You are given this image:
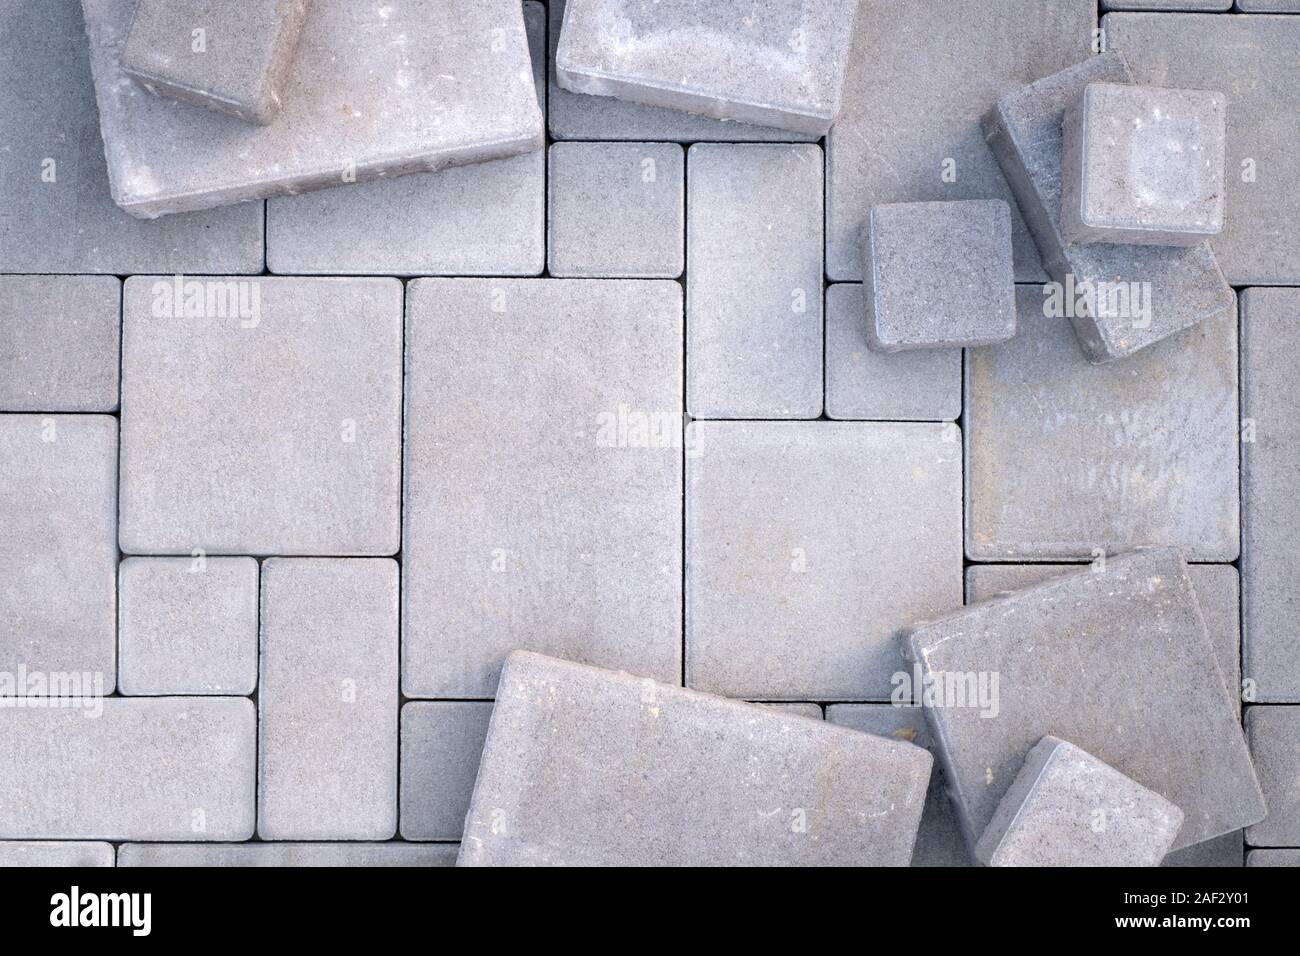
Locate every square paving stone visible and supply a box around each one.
[1245,706,1300,846]
[0,842,114,867]
[965,285,1239,562]
[825,285,962,422]
[0,276,120,412]
[1,415,117,689]
[826,0,1096,283]
[81,0,543,218]
[400,701,493,842]
[555,0,859,136]
[265,1,545,277]
[118,557,259,696]
[687,421,962,701]
[1241,289,1300,702]
[548,142,684,278]
[0,697,255,840]
[118,276,402,556]
[1105,13,1300,285]
[985,54,1236,363]
[687,144,823,419]
[403,279,682,698]
[459,651,933,867]
[904,548,1264,851]
[258,559,398,841]
[118,843,455,867]
[1249,849,1300,867]
[0,0,263,273]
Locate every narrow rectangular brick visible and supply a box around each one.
[1246,706,1300,847]
[0,842,114,867]
[1236,0,1300,9]
[118,843,455,867]
[1248,849,1300,867]
[400,701,493,842]
[1101,1,1230,9]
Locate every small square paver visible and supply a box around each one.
[548,142,684,278]
[403,279,682,698]
[459,651,933,866]
[904,548,1264,851]
[687,421,962,701]
[81,0,543,218]
[965,286,1239,562]
[400,701,493,842]
[864,201,1016,352]
[119,276,402,556]
[1246,706,1300,847]
[118,843,456,867]
[975,736,1185,867]
[118,557,259,696]
[121,0,311,125]
[258,558,398,841]
[1,415,117,688]
[555,0,860,136]
[0,276,120,412]
[0,842,115,867]
[687,144,823,419]
[1062,82,1227,247]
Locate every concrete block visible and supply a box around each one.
[0,276,120,412]
[825,285,961,422]
[965,286,1239,561]
[765,703,823,720]
[121,0,310,125]
[976,736,1184,867]
[1241,289,1300,702]
[264,1,545,277]
[554,0,859,136]
[1101,1,1230,12]
[119,277,402,556]
[400,701,493,842]
[1248,849,1300,867]
[827,0,1096,283]
[1062,83,1226,247]
[1246,706,1300,846]
[81,0,543,218]
[118,557,259,696]
[1106,13,1300,285]
[1236,0,1300,9]
[687,421,962,701]
[119,843,456,867]
[903,548,1264,851]
[687,144,823,419]
[0,415,116,688]
[548,143,684,278]
[1162,832,1244,868]
[459,651,933,866]
[258,559,398,840]
[0,843,114,867]
[864,201,1017,352]
[0,0,263,273]
[0,698,255,840]
[985,53,1236,362]
[403,279,682,698]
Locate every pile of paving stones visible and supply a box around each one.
[1,0,1298,868]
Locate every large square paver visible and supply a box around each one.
[459,651,933,866]
[687,421,962,701]
[1245,706,1300,847]
[403,278,682,698]
[118,843,457,867]
[400,701,493,842]
[119,276,402,556]
[966,286,1239,562]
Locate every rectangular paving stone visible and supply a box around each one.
[0,698,255,840]
[400,701,493,842]
[1241,289,1300,703]
[687,144,823,419]
[825,285,962,422]
[0,0,263,273]
[118,843,456,867]
[1237,0,1300,9]
[258,559,398,841]
[1246,706,1300,846]
[687,421,962,701]
[827,0,1096,283]
[985,54,1236,363]
[0,843,115,867]
[1101,1,1230,9]
[1106,13,1300,285]
[555,0,859,136]
[118,557,259,696]
[1,415,116,688]
[82,0,544,218]
[403,279,682,698]
[460,651,933,866]
[548,142,684,278]
[904,548,1264,851]
[265,1,545,277]
[976,736,1184,867]
[965,286,1239,562]
[119,276,402,556]
[1162,831,1245,868]
[765,703,823,721]
[1248,849,1300,867]
[0,276,120,412]
[121,0,310,125]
